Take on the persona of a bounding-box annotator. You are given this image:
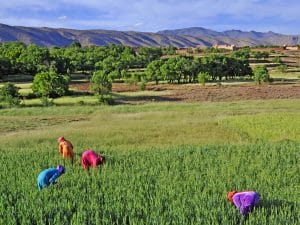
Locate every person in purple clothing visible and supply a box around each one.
[227,190,260,215]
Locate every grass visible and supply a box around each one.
[269,69,300,79]
[0,99,299,224]
[0,99,299,148]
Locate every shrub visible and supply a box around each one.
[139,77,147,91]
[0,82,21,106]
[272,56,282,63]
[91,70,113,104]
[96,94,114,105]
[253,65,270,84]
[277,64,288,73]
[32,70,70,98]
[91,70,112,96]
[198,72,210,86]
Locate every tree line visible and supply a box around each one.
[1,41,271,105]
[0,41,164,76]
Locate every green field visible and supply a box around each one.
[0,100,299,224]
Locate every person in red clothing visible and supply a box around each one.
[58,136,74,164]
[81,150,105,169]
[227,190,260,215]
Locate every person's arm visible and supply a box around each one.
[233,195,242,208]
[49,171,61,184]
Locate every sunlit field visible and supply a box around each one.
[0,100,299,224]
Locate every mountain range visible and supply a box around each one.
[0,23,299,48]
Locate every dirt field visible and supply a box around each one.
[71,82,300,104]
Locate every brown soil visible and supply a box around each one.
[71,82,300,104]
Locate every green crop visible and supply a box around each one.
[0,100,299,224]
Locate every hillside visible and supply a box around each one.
[0,23,299,47]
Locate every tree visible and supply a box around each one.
[198,72,210,86]
[253,65,269,84]
[0,41,26,74]
[252,51,264,61]
[91,70,113,104]
[0,82,21,106]
[0,57,11,76]
[18,44,50,74]
[146,59,163,84]
[231,47,251,60]
[70,41,82,48]
[162,46,176,55]
[32,70,70,98]
[137,47,162,67]
[49,47,71,74]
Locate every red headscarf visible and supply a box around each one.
[57,136,65,143]
[227,191,237,202]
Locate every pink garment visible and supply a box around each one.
[81,150,105,169]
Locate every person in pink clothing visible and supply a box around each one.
[81,150,105,169]
[227,190,260,215]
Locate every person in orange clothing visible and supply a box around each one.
[58,136,74,164]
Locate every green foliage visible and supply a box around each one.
[204,47,227,53]
[198,72,210,86]
[139,77,147,91]
[40,96,54,107]
[69,41,82,48]
[91,70,113,104]
[162,46,177,55]
[253,65,270,84]
[18,44,50,75]
[137,46,163,67]
[0,56,12,75]
[0,82,21,106]
[252,51,269,61]
[32,70,70,98]
[277,64,288,73]
[145,59,164,84]
[0,143,289,224]
[231,47,251,60]
[1,41,256,85]
[272,56,282,64]
[96,94,114,105]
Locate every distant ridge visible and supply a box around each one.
[0,23,299,47]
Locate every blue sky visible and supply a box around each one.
[0,0,299,35]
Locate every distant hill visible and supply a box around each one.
[0,23,299,47]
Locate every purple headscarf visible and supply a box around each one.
[57,165,65,174]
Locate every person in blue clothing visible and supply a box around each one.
[37,165,65,190]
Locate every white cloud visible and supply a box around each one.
[58,15,67,20]
[134,22,143,27]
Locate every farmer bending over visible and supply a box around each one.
[37,165,65,190]
[58,136,74,164]
[227,190,260,215]
[81,150,105,169]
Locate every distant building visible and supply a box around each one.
[283,45,299,50]
[176,47,188,54]
[213,44,238,51]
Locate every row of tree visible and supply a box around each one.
[145,55,252,84]
[1,41,268,78]
[0,41,163,76]
[0,41,271,106]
